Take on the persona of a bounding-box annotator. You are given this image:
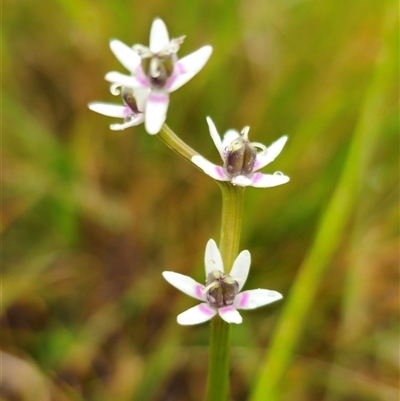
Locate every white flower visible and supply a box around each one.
[191,117,290,188]
[104,18,213,134]
[88,87,149,131]
[162,239,282,325]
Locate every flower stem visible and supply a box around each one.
[157,123,245,401]
[206,183,245,401]
[158,123,198,163]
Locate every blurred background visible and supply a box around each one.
[2,0,398,400]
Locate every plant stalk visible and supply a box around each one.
[205,183,245,401]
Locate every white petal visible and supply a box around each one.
[222,129,241,150]
[255,136,288,170]
[218,306,242,324]
[206,117,224,159]
[110,115,144,130]
[150,18,170,53]
[234,289,283,310]
[204,239,224,275]
[177,303,216,325]
[145,91,169,134]
[133,88,151,112]
[162,271,206,301]
[250,172,290,188]
[88,102,130,118]
[109,39,141,72]
[191,156,229,181]
[229,250,250,291]
[166,46,213,92]
[231,175,253,187]
[105,71,146,88]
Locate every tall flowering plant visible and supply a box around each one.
[89,18,289,401]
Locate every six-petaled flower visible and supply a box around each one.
[97,18,212,134]
[191,117,290,188]
[162,239,283,325]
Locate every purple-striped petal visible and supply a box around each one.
[218,306,242,324]
[166,46,212,92]
[177,303,216,325]
[162,271,205,301]
[191,156,229,182]
[145,91,169,134]
[234,289,282,310]
[250,172,290,188]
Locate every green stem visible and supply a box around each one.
[158,123,198,163]
[206,183,245,401]
[157,123,245,401]
[218,183,245,269]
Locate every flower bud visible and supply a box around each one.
[205,270,239,308]
[225,128,257,177]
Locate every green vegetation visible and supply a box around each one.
[3,0,398,400]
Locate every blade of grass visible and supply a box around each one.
[325,9,398,400]
[249,4,394,400]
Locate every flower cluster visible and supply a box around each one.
[89,19,287,326]
[163,239,282,325]
[89,18,212,134]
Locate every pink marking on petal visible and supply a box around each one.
[135,67,150,87]
[137,76,149,86]
[149,93,168,103]
[238,292,249,308]
[199,303,215,316]
[253,159,261,170]
[215,166,226,179]
[252,172,263,183]
[164,63,186,90]
[123,106,132,117]
[195,285,203,299]
[175,62,186,74]
[164,75,177,90]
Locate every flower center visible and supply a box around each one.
[204,270,239,308]
[225,127,258,177]
[141,56,175,88]
[134,37,185,89]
